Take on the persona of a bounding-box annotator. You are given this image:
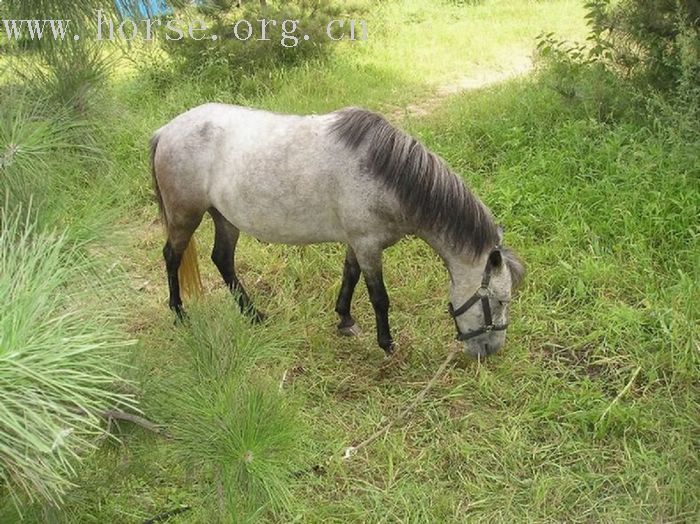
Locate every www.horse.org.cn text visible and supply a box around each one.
[0,10,368,48]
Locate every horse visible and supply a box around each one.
[150,104,524,358]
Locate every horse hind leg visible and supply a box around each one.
[335,247,362,336]
[163,210,204,319]
[209,208,266,323]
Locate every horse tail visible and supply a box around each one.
[151,132,203,298]
[179,240,203,298]
[150,134,167,222]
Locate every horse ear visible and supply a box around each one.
[496,225,505,244]
[488,249,503,268]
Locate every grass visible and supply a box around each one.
[1,0,698,521]
[0,205,136,510]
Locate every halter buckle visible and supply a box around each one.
[476,287,489,297]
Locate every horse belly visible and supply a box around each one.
[211,177,345,245]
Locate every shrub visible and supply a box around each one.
[178,381,301,520]
[0,206,136,509]
[585,0,700,90]
[538,1,700,95]
[1,0,120,114]
[535,33,634,122]
[536,1,700,126]
[0,93,83,207]
[164,0,368,88]
[34,43,115,114]
[0,90,104,236]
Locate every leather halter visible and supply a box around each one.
[448,248,508,341]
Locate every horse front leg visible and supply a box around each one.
[353,244,394,355]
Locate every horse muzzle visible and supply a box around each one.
[462,331,506,359]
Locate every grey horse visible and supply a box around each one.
[151,104,524,358]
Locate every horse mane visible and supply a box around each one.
[330,108,499,257]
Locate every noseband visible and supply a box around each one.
[448,249,508,341]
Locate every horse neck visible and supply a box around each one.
[418,229,489,302]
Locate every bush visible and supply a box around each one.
[34,43,115,114]
[0,206,135,508]
[585,0,700,90]
[0,90,113,244]
[0,93,88,207]
[164,0,368,87]
[536,33,635,122]
[536,1,700,125]
[0,0,120,114]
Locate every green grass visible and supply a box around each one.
[0,206,136,511]
[2,0,698,522]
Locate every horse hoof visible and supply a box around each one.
[252,310,267,324]
[338,323,362,337]
[173,315,189,327]
[172,308,188,325]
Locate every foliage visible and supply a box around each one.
[0,0,120,113]
[1,0,112,24]
[585,0,700,89]
[538,0,700,95]
[33,43,115,113]
[0,88,134,512]
[0,206,136,509]
[0,92,97,207]
[163,0,368,86]
[0,89,120,247]
[536,33,634,122]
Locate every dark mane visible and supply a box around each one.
[330,108,499,257]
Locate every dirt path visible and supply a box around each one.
[388,54,533,120]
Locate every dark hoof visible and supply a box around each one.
[251,310,267,324]
[337,322,362,337]
[381,341,395,356]
[172,307,188,325]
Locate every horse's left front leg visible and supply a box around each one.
[353,245,393,355]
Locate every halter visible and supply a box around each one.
[448,248,508,341]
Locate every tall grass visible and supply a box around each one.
[0,93,94,206]
[0,88,128,249]
[143,298,304,522]
[0,205,136,509]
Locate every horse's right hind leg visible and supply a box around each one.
[209,208,265,323]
